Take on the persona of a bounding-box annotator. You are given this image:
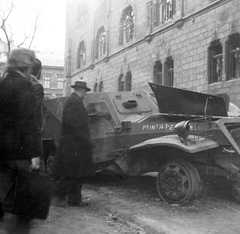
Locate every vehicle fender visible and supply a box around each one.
[129,134,219,154]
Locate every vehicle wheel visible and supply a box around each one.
[156,160,201,204]
[182,161,202,198]
[46,153,58,181]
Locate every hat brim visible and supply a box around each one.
[71,85,91,92]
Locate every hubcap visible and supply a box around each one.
[156,161,201,204]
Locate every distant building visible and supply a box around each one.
[36,50,65,99]
[0,41,65,99]
[65,0,240,107]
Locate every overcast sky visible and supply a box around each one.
[0,0,66,52]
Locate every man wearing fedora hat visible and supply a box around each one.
[54,80,94,206]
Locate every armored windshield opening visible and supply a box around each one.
[122,100,138,109]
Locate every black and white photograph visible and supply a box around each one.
[1,0,240,233]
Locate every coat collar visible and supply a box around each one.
[71,92,84,101]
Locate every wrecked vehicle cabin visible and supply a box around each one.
[42,83,240,205]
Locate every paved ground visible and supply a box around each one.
[1,174,240,234]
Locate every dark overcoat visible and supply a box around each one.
[56,92,93,178]
[0,70,43,160]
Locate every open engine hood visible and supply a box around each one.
[149,83,228,117]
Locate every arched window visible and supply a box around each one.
[94,82,98,92]
[153,60,162,84]
[118,74,124,91]
[119,6,134,46]
[77,41,86,69]
[164,56,174,86]
[96,26,106,59]
[125,71,132,91]
[208,39,223,84]
[99,80,104,92]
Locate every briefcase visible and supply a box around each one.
[3,169,51,220]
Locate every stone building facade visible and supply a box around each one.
[65,0,240,106]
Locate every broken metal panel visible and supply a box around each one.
[149,82,228,117]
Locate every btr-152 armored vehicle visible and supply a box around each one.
[42,83,240,204]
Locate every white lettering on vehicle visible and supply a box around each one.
[142,123,176,131]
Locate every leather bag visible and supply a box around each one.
[3,169,51,220]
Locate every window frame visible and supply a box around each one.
[43,75,50,88]
[96,26,106,59]
[148,0,176,28]
[77,41,86,69]
[119,6,134,46]
[118,74,124,91]
[225,33,240,81]
[208,39,223,84]
[57,77,64,89]
[164,56,174,86]
[153,60,163,84]
[124,71,132,91]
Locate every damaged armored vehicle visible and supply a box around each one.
[42,83,240,204]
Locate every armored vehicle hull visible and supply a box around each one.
[42,83,240,204]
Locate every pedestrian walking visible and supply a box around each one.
[0,48,43,219]
[54,80,94,207]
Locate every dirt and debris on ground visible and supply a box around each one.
[0,174,240,234]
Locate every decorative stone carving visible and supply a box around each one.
[174,19,185,29]
[144,34,153,43]
[212,29,218,40]
[103,56,109,63]
[89,64,94,70]
[219,10,229,24]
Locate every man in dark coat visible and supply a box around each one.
[55,80,93,206]
[30,58,44,133]
[0,48,43,218]
[29,58,45,172]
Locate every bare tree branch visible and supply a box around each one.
[28,8,42,49]
[0,0,42,56]
[0,0,14,57]
[18,35,29,47]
